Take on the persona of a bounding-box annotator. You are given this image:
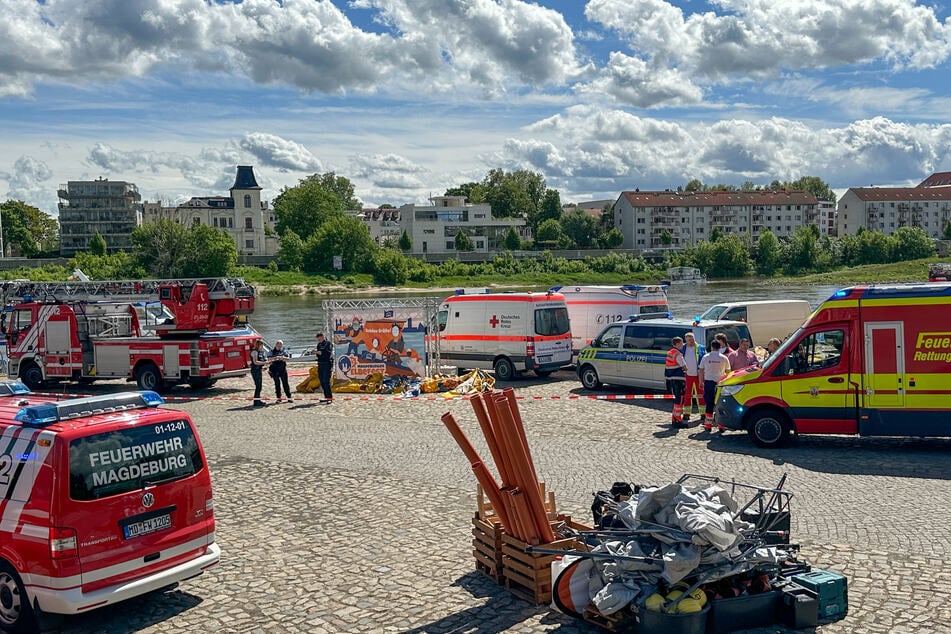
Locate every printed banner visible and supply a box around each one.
[331,307,427,380]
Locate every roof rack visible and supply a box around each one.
[14,391,165,426]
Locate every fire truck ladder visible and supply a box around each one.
[0,277,256,304]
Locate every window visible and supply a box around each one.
[69,421,203,500]
[245,240,254,248]
[783,329,844,375]
[244,194,251,208]
[535,307,570,337]
[596,324,623,348]
[245,217,253,230]
[192,217,201,225]
[446,241,454,249]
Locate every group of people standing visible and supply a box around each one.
[248,333,335,406]
[664,333,775,431]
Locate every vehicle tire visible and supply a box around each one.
[535,370,554,378]
[19,362,44,390]
[135,364,162,391]
[77,377,95,386]
[0,561,35,634]
[579,364,602,390]
[188,377,214,390]
[748,409,792,448]
[493,357,516,381]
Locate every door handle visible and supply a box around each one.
[827,377,844,384]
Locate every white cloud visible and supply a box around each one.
[239,133,323,172]
[578,52,704,108]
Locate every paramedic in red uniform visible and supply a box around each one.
[699,339,731,431]
[665,336,688,427]
[681,332,705,422]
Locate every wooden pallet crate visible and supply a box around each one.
[471,514,503,582]
[582,605,632,632]
[500,518,589,604]
[476,482,558,522]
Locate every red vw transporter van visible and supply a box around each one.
[0,386,219,632]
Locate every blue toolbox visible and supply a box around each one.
[791,569,848,619]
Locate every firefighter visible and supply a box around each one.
[665,336,688,426]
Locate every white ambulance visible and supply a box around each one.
[552,285,671,355]
[434,290,572,380]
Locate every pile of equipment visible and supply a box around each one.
[296,368,494,397]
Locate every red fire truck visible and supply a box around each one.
[0,278,262,391]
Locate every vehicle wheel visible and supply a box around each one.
[19,362,44,390]
[493,357,516,381]
[188,377,214,390]
[579,364,602,390]
[77,377,95,386]
[135,364,162,391]
[0,561,35,633]
[748,409,792,448]
[535,370,554,378]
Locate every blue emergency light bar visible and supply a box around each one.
[14,391,165,426]
[0,381,31,397]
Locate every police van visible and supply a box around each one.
[0,384,219,631]
[576,318,752,390]
[435,290,572,380]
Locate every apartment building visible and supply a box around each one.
[614,190,820,250]
[351,208,403,245]
[143,166,278,256]
[58,178,143,256]
[398,195,527,255]
[836,174,951,237]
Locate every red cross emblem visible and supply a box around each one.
[489,315,500,328]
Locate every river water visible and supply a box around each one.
[249,281,844,354]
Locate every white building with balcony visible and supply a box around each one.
[398,196,527,255]
[836,182,951,237]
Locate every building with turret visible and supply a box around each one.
[143,166,278,256]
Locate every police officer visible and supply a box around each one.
[268,340,293,402]
[315,333,334,403]
[664,336,688,427]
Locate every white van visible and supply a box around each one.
[435,290,572,380]
[699,300,812,344]
[552,285,670,354]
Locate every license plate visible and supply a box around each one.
[123,513,172,539]
[538,355,552,363]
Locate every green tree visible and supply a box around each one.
[709,226,724,242]
[277,229,305,271]
[0,200,59,256]
[182,225,237,277]
[398,230,412,252]
[688,235,751,277]
[503,226,521,250]
[302,215,377,273]
[889,226,935,261]
[560,209,597,248]
[784,225,824,274]
[754,230,782,276]
[69,252,143,280]
[454,230,472,251]
[659,228,673,247]
[684,179,705,192]
[444,182,487,203]
[943,220,951,240]
[89,232,107,257]
[535,219,564,248]
[272,173,357,240]
[535,189,562,230]
[371,249,409,285]
[481,168,546,223]
[788,176,836,202]
[130,220,191,277]
[602,228,624,248]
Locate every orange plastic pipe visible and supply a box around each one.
[441,412,484,466]
[510,488,540,544]
[493,393,556,543]
[482,394,520,488]
[471,394,513,487]
[472,462,511,531]
[503,387,541,485]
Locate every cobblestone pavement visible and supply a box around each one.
[45,370,951,633]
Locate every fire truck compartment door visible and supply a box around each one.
[45,320,72,355]
[94,345,131,377]
[864,322,905,409]
[164,345,180,375]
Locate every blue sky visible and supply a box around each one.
[2,0,951,217]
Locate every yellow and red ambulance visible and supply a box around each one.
[715,283,951,447]
[0,386,219,631]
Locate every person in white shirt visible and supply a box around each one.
[699,340,731,431]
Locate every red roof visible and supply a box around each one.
[918,172,951,188]
[620,190,818,207]
[848,187,951,202]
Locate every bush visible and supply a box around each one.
[371,250,410,286]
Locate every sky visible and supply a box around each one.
[2,0,951,218]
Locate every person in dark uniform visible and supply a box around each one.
[250,339,269,406]
[268,339,293,402]
[315,333,334,402]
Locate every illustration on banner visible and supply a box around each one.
[332,311,425,380]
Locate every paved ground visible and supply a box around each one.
[40,369,951,633]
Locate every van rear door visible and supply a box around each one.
[59,417,213,593]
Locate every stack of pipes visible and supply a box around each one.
[442,387,556,545]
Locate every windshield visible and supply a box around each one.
[699,305,728,320]
[760,326,805,370]
[640,304,670,316]
[535,306,570,336]
[69,420,203,501]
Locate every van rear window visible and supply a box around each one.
[69,420,203,501]
[535,307,570,337]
